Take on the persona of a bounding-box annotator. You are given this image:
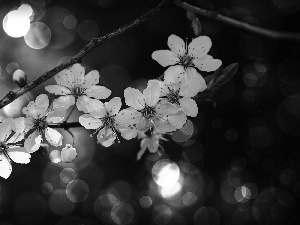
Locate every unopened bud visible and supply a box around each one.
[12,69,27,87]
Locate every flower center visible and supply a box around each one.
[33,117,48,133]
[72,85,84,96]
[0,142,8,151]
[140,105,156,119]
[101,115,115,129]
[179,54,194,68]
[167,89,181,105]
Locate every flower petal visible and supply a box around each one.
[7,147,31,164]
[143,80,161,107]
[35,94,50,117]
[115,108,141,126]
[46,108,66,124]
[0,118,13,142]
[79,114,103,129]
[69,63,85,85]
[82,70,99,89]
[22,101,38,119]
[164,65,185,83]
[124,87,145,110]
[105,97,122,116]
[193,55,222,72]
[167,34,186,56]
[0,155,12,179]
[118,126,138,140]
[24,131,42,153]
[10,117,26,134]
[179,98,198,117]
[136,118,152,132]
[84,98,106,118]
[156,101,179,115]
[168,111,187,129]
[84,85,111,99]
[54,69,74,88]
[179,75,207,97]
[45,127,63,147]
[97,128,116,147]
[151,50,179,67]
[52,95,76,111]
[45,85,71,95]
[155,118,177,133]
[137,140,148,160]
[188,36,212,58]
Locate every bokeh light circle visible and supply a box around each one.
[63,15,77,29]
[49,150,61,163]
[194,207,220,225]
[152,159,180,188]
[182,192,197,207]
[111,202,134,225]
[49,189,75,216]
[66,179,89,203]
[139,196,152,208]
[78,19,99,41]
[41,182,53,194]
[172,119,194,143]
[160,182,182,199]
[24,22,51,49]
[6,62,20,75]
[152,205,172,225]
[60,167,76,184]
[235,186,251,203]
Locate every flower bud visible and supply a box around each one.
[61,144,77,163]
[12,69,27,87]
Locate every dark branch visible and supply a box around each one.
[174,0,300,41]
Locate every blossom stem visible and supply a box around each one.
[65,129,75,146]
[0,0,172,109]
[48,122,81,128]
[174,0,300,42]
[64,104,76,123]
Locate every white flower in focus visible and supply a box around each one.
[0,118,31,179]
[152,34,222,82]
[136,130,167,161]
[22,94,65,153]
[79,97,135,147]
[45,63,111,113]
[119,80,186,134]
[159,76,206,117]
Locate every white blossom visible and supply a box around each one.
[152,34,222,82]
[45,63,111,113]
[22,94,65,153]
[0,118,31,179]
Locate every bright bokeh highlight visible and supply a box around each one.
[3,4,32,38]
[160,181,182,199]
[152,159,180,188]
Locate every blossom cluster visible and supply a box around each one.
[0,34,221,179]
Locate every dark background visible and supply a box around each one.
[0,0,300,224]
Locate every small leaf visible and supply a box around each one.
[209,63,239,90]
[186,11,202,36]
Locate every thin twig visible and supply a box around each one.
[174,0,300,41]
[64,104,76,122]
[48,122,81,128]
[0,0,172,109]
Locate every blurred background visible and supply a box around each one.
[0,0,300,224]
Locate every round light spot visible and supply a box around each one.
[63,15,77,29]
[49,189,75,216]
[139,196,152,208]
[111,202,134,225]
[61,144,77,163]
[194,207,220,225]
[220,178,242,204]
[172,119,194,143]
[24,22,51,49]
[60,168,76,184]
[152,205,172,225]
[235,186,251,203]
[160,182,182,199]
[41,182,53,194]
[49,150,61,163]
[6,62,19,75]
[66,179,89,203]
[109,180,131,201]
[182,192,197,207]
[243,73,257,87]
[78,19,99,41]
[152,159,180,188]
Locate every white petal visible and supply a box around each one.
[22,101,38,119]
[0,155,12,179]
[155,118,177,133]
[179,76,207,97]
[184,67,204,80]
[45,127,63,147]
[45,85,71,95]
[136,118,152,132]
[0,118,13,142]
[97,128,116,147]
[24,131,42,153]
[137,141,148,160]
[6,132,25,144]
[35,94,50,117]
[168,111,187,129]
[167,34,186,56]
[82,70,99,89]
[69,63,85,85]
[54,69,74,88]
[156,102,179,115]
[61,144,77,163]
[188,36,212,58]
[52,95,75,111]
[193,55,222,72]
[10,117,26,134]
[115,108,141,126]
[105,97,122,116]
[84,98,106,118]
[143,80,161,107]
[118,126,137,140]
[46,108,66,124]
[124,87,145,110]
[158,81,169,97]
[7,147,31,164]
[151,50,179,67]
[84,85,111,99]
[179,98,198,117]
[164,65,185,83]
[79,114,103,129]
[76,95,90,113]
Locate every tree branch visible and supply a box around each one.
[0,0,172,109]
[48,122,81,129]
[174,0,300,42]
